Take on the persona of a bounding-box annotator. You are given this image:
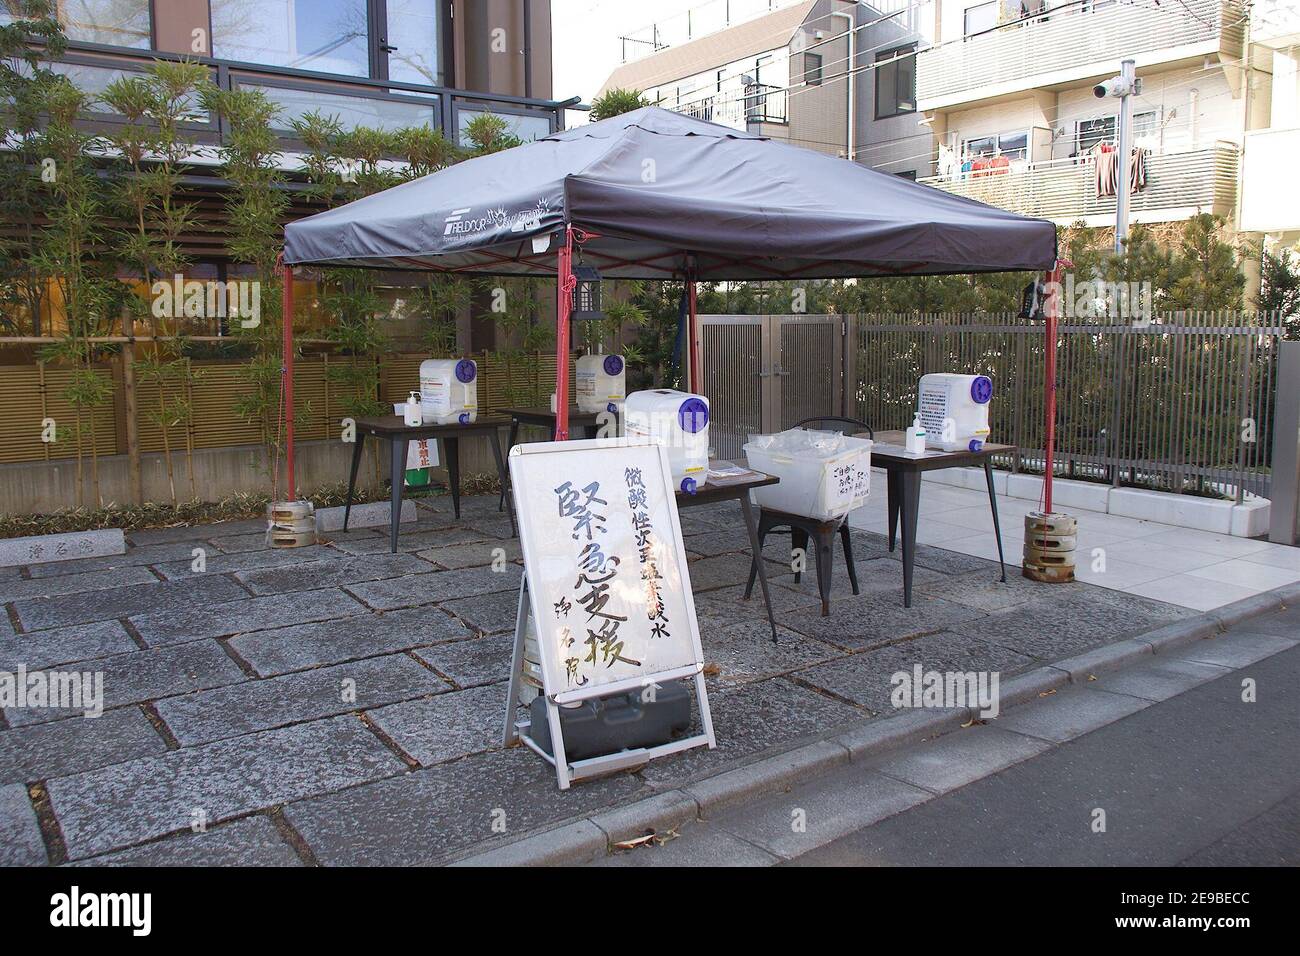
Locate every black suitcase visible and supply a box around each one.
[529,678,693,761]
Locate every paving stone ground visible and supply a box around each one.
[0,493,1193,865]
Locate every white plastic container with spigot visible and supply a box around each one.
[419,358,478,425]
[918,373,993,452]
[576,353,626,414]
[624,389,710,494]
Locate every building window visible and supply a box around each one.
[964,131,1028,161]
[804,52,822,86]
[1076,111,1157,153]
[385,0,447,87]
[4,0,153,49]
[212,0,371,77]
[874,46,915,119]
[963,1,999,36]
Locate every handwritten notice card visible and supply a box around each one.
[509,438,706,704]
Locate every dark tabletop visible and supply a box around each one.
[500,406,605,424]
[677,461,778,506]
[863,429,1016,472]
[354,415,512,437]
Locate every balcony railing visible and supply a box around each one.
[916,0,1233,108]
[44,40,574,153]
[917,142,1239,225]
[674,83,788,128]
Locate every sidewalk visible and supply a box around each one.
[848,476,1300,612]
[589,608,1300,866]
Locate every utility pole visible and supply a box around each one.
[1095,59,1140,253]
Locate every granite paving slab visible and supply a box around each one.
[951,591,1187,662]
[438,589,522,634]
[413,634,514,688]
[152,544,344,581]
[4,640,247,727]
[0,566,159,604]
[365,683,506,765]
[792,630,1037,713]
[72,815,302,867]
[638,677,866,788]
[235,552,434,596]
[126,519,266,546]
[685,553,783,592]
[346,565,521,611]
[701,620,842,686]
[12,574,247,631]
[326,525,495,555]
[25,541,209,577]
[464,516,516,539]
[0,620,137,671]
[228,606,472,676]
[0,707,167,785]
[130,587,367,645]
[777,591,987,651]
[156,653,448,746]
[416,539,521,570]
[46,715,407,860]
[769,557,946,603]
[912,567,1069,612]
[0,783,45,865]
[207,530,277,553]
[283,746,644,866]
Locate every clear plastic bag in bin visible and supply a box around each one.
[743,428,872,521]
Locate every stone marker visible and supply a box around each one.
[314,500,416,533]
[0,529,125,569]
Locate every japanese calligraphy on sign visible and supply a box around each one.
[510,439,705,702]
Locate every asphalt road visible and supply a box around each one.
[795,642,1300,866]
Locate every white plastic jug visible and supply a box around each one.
[918,373,992,452]
[623,389,710,493]
[419,358,478,425]
[576,353,626,414]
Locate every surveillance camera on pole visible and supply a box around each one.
[1095,60,1140,253]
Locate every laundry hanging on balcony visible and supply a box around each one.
[1092,143,1149,199]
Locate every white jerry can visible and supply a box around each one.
[576,353,626,414]
[623,389,710,493]
[419,358,478,425]
[917,373,993,452]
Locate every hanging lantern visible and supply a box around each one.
[571,264,605,321]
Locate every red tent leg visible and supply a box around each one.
[281,258,296,499]
[1042,261,1065,515]
[555,226,574,440]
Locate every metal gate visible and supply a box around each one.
[700,314,844,460]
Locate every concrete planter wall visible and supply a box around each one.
[920,468,1270,538]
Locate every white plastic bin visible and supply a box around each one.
[419,358,478,425]
[743,428,873,521]
[918,373,992,452]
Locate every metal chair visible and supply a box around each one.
[742,416,873,617]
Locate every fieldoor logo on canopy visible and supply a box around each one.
[443,199,552,237]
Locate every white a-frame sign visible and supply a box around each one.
[503,437,716,789]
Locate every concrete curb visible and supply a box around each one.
[449,582,1295,866]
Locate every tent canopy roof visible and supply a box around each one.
[283,107,1057,280]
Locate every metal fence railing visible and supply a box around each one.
[850,312,1286,502]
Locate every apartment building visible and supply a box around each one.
[598,0,935,179]
[915,0,1247,229]
[1240,0,1300,246]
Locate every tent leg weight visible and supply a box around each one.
[1023,510,1076,583]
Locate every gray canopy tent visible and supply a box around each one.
[281,107,1064,503]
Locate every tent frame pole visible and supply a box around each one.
[1042,260,1065,514]
[279,254,296,499]
[555,225,575,440]
[687,276,700,393]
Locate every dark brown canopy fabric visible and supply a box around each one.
[284,106,1057,279]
